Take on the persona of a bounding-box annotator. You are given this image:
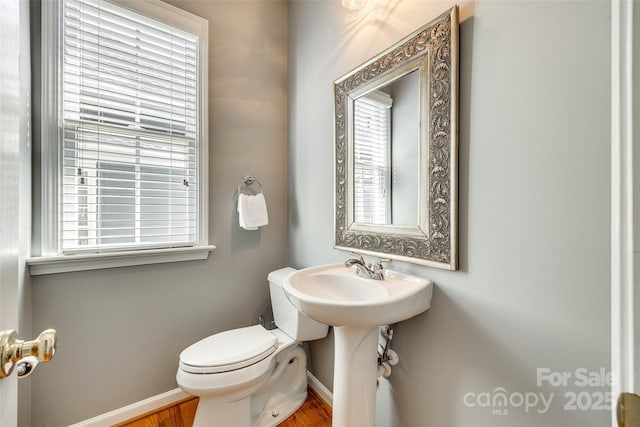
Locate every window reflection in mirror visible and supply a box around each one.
[352,70,419,226]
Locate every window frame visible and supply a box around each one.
[29,0,213,275]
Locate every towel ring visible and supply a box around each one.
[238,174,264,195]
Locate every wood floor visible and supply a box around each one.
[113,396,198,427]
[278,388,332,427]
[114,388,331,427]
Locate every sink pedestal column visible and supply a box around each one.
[332,326,378,427]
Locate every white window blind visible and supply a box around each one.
[61,0,199,252]
[353,91,392,225]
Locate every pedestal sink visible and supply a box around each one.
[283,263,433,427]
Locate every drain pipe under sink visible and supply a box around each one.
[377,325,399,382]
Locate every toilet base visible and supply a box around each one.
[253,389,307,427]
[193,396,251,427]
[192,389,306,427]
[186,345,309,427]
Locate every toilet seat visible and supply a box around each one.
[179,325,277,374]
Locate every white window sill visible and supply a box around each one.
[26,245,216,276]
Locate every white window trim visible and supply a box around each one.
[28,0,213,275]
[27,245,216,275]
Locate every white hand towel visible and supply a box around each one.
[238,193,269,230]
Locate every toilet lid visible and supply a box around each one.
[179,325,278,374]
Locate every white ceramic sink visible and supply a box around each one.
[283,263,434,427]
[283,263,433,327]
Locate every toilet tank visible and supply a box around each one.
[268,267,328,341]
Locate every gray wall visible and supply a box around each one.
[288,1,611,426]
[29,1,288,426]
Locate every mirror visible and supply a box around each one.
[353,70,419,226]
[334,6,459,270]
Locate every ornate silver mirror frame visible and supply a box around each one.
[334,6,459,270]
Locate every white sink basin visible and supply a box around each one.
[284,263,434,427]
[284,263,433,327]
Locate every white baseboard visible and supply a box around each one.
[70,373,331,427]
[307,370,333,407]
[69,388,190,427]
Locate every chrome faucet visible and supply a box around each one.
[344,253,389,280]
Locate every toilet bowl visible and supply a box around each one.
[176,268,329,427]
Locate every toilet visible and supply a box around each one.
[176,267,329,427]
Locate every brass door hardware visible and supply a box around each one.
[0,329,57,378]
[618,393,640,427]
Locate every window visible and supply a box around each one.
[353,91,392,225]
[30,0,212,274]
